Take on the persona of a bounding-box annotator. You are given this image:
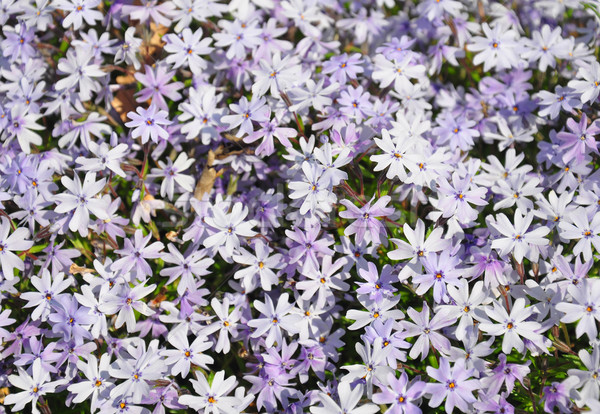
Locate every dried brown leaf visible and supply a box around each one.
[70,263,95,275]
[111,88,137,122]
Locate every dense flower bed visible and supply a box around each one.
[1,0,600,413]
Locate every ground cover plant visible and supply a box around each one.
[1,0,600,413]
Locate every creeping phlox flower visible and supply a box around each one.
[2,0,600,413]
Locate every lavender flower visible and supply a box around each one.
[425,358,480,413]
[125,104,172,144]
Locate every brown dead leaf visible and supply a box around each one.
[116,73,137,85]
[195,167,219,200]
[194,147,225,200]
[111,88,137,122]
[143,23,168,59]
[150,286,168,307]
[70,263,95,275]
[165,231,179,242]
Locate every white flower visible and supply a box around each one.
[310,382,379,414]
[67,354,113,410]
[149,152,195,201]
[370,129,414,181]
[479,298,548,354]
[54,172,109,236]
[0,217,33,280]
[178,370,243,414]
[489,210,550,263]
[4,359,65,413]
[163,329,214,378]
[76,140,129,178]
[203,202,258,259]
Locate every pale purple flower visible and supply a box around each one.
[48,295,96,344]
[355,262,397,303]
[425,358,480,414]
[412,250,463,303]
[346,296,404,331]
[109,339,167,403]
[98,282,156,332]
[436,172,487,224]
[247,292,300,347]
[75,140,129,177]
[400,301,455,361]
[342,337,394,398]
[221,96,270,138]
[125,104,172,144]
[481,354,530,396]
[372,54,425,93]
[134,64,184,111]
[55,48,105,101]
[373,371,426,414]
[567,345,600,404]
[339,195,394,245]
[112,229,164,280]
[5,104,44,153]
[160,243,213,295]
[0,309,15,342]
[436,279,489,340]
[149,152,195,201]
[296,256,349,308]
[121,0,175,26]
[210,296,241,354]
[213,19,262,60]
[164,27,213,73]
[541,378,579,413]
[14,336,61,373]
[322,53,364,84]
